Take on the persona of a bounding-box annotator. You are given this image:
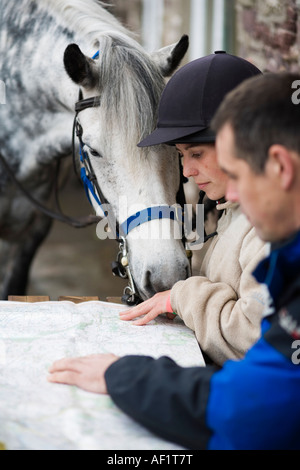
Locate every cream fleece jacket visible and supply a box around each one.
[170,201,269,366]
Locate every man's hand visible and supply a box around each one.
[47,354,119,394]
[119,290,176,326]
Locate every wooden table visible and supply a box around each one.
[8,295,119,303]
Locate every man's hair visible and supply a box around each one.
[212,72,300,173]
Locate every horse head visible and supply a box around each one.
[63,33,190,301]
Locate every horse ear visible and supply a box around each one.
[151,35,189,77]
[64,44,98,89]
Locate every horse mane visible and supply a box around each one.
[29,0,164,157]
[96,32,165,157]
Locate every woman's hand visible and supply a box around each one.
[119,290,176,326]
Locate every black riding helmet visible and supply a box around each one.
[138,51,262,147]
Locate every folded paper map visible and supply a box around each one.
[0,300,204,450]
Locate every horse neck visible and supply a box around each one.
[0,1,151,178]
[2,0,132,113]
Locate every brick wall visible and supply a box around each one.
[236,0,300,72]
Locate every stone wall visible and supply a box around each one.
[236,0,300,72]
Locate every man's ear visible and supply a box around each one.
[267,144,295,190]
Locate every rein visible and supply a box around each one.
[0,152,101,228]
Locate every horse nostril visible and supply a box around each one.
[142,270,157,298]
[144,270,151,288]
[140,260,190,299]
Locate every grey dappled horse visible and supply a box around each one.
[0,0,190,300]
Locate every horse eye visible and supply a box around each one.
[89,147,102,158]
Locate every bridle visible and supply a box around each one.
[0,50,189,306]
[73,80,188,306]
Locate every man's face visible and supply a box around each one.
[176,143,228,201]
[216,124,292,243]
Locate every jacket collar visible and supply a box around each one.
[216,200,239,211]
[253,230,300,303]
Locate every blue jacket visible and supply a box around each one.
[105,230,300,450]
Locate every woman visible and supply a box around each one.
[119,51,269,365]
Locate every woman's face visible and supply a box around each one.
[176,143,228,201]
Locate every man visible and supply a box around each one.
[48,72,300,450]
